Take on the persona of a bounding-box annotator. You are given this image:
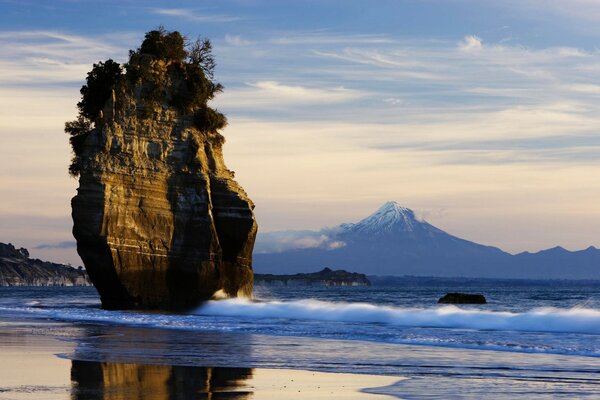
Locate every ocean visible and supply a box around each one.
[2,280,600,398]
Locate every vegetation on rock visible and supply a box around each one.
[78,59,123,120]
[65,27,226,177]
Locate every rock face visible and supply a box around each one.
[438,292,487,304]
[0,242,91,286]
[70,30,257,309]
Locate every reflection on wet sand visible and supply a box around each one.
[0,320,399,400]
[66,325,399,399]
[71,360,253,400]
[70,359,400,400]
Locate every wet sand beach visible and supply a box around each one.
[0,322,400,400]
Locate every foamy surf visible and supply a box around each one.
[3,296,600,357]
[196,298,600,335]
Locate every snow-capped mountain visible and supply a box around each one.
[253,202,600,279]
[340,201,421,235]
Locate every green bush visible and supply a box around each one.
[65,116,92,177]
[139,28,187,62]
[193,107,228,133]
[77,59,122,120]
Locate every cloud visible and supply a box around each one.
[0,30,133,86]
[250,81,361,102]
[383,97,403,105]
[215,81,364,108]
[270,32,393,45]
[458,35,483,52]
[311,49,444,81]
[225,35,252,47]
[35,241,76,249]
[555,47,589,58]
[565,83,600,94]
[151,8,240,23]
[255,231,346,253]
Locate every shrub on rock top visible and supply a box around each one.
[65,27,227,177]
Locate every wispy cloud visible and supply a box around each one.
[271,32,393,45]
[255,231,345,253]
[458,35,483,52]
[151,8,240,23]
[0,30,133,85]
[311,49,444,81]
[249,81,362,102]
[565,83,600,94]
[225,34,252,47]
[215,81,365,108]
[35,241,76,250]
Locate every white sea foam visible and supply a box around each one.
[4,298,600,338]
[195,298,600,335]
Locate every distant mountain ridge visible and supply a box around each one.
[0,242,91,286]
[254,202,600,279]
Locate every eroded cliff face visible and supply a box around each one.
[71,41,257,309]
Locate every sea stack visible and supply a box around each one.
[68,29,257,309]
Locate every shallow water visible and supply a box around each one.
[2,281,600,398]
[2,281,600,357]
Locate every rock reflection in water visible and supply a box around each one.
[71,360,253,399]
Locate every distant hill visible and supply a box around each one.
[0,242,91,286]
[253,202,600,279]
[255,267,370,286]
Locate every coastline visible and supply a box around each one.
[4,285,600,399]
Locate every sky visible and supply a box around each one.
[1,0,600,265]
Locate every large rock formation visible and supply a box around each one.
[69,29,257,309]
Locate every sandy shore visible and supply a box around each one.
[0,325,401,400]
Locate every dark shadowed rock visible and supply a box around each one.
[438,292,487,304]
[70,30,257,309]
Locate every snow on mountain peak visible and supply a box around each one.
[344,201,418,234]
[377,201,413,215]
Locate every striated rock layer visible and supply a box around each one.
[71,55,257,310]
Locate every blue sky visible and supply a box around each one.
[1,0,600,264]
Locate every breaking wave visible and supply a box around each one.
[3,298,600,357]
[196,298,600,335]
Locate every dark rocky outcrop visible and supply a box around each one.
[69,29,257,309]
[438,292,487,304]
[254,268,371,287]
[0,242,90,286]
